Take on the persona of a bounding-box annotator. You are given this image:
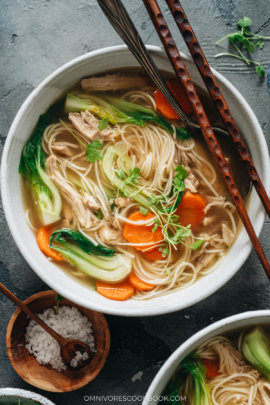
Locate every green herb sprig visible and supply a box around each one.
[55,294,65,315]
[140,206,149,216]
[98,116,109,131]
[125,167,140,185]
[115,168,126,179]
[85,140,104,163]
[215,16,269,77]
[97,208,103,220]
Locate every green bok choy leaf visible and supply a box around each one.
[180,354,212,405]
[64,93,190,140]
[50,229,132,283]
[162,354,212,405]
[242,327,270,379]
[19,101,62,225]
[103,95,191,140]
[65,94,144,126]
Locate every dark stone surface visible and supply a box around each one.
[0,1,270,404]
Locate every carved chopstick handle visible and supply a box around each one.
[166,0,270,218]
[143,0,270,278]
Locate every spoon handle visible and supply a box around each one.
[0,283,66,346]
[97,0,195,128]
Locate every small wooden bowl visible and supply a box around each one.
[6,290,110,392]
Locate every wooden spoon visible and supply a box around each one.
[0,282,92,369]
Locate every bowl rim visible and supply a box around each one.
[142,309,270,405]
[6,290,110,393]
[1,44,269,316]
[0,387,55,404]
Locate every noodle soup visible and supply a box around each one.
[162,325,270,405]
[20,69,249,302]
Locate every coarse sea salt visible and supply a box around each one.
[70,350,89,368]
[25,305,96,371]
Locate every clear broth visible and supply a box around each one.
[21,68,251,290]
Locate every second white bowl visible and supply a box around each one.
[143,310,270,405]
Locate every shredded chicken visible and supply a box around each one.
[98,223,123,246]
[191,241,210,262]
[181,151,196,166]
[81,73,146,92]
[45,155,58,177]
[202,215,218,226]
[45,156,99,229]
[192,228,230,271]
[82,194,100,212]
[95,195,110,220]
[258,381,270,405]
[213,342,255,375]
[69,110,120,142]
[205,195,226,204]
[204,198,226,214]
[184,178,198,193]
[69,111,99,140]
[51,144,75,157]
[113,197,132,208]
[222,223,235,247]
[200,231,227,250]
[62,199,74,222]
[188,171,199,189]
[195,252,216,273]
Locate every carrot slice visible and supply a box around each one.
[176,192,206,230]
[123,212,163,251]
[200,358,220,379]
[129,273,154,291]
[143,246,163,261]
[154,79,193,119]
[96,280,134,301]
[37,226,64,262]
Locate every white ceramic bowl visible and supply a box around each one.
[0,388,55,404]
[143,310,270,405]
[1,45,269,316]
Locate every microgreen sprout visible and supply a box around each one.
[215,16,269,76]
[55,293,65,315]
[140,206,149,216]
[142,166,204,267]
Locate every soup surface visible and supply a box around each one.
[20,69,249,301]
[163,325,270,405]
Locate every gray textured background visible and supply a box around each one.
[1,0,270,404]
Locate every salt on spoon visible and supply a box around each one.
[0,282,93,369]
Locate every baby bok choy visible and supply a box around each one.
[64,93,190,140]
[180,354,212,405]
[65,94,144,127]
[162,354,212,405]
[242,327,270,379]
[102,142,154,211]
[50,229,132,283]
[19,102,62,225]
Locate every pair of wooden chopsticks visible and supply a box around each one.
[142,0,270,278]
